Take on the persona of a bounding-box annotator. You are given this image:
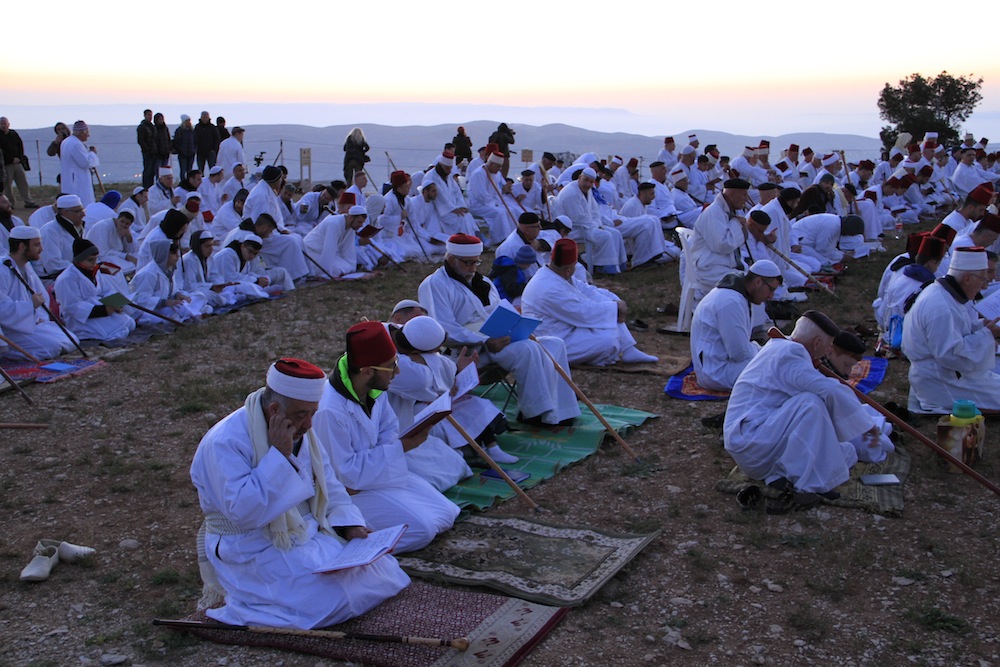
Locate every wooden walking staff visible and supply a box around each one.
[445,414,539,511]
[0,331,42,364]
[91,167,106,196]
[0,365,33,404]
[4,258,89,358]
[366,239,406,273]
[528,335,640,462]
[153,618,471,651]
[765,243,839,300]
[301,248,338,282]
[385,150,399,172]
[485,169,520,227]
[766,327,1000,498]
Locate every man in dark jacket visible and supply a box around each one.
[0,117,38,208]
[195,111,221,172]
[173,114,196,181]
[153,113,173,175]
[137,109,157,188]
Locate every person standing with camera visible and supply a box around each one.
[0,117,39,209]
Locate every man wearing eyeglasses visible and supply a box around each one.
[313,321,460,553]
[418,233,581,428]
[690,260,784,391]
[39,194,88,277]
[903,244,1000,414]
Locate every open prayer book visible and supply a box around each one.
[398,362,480,439]
[314,524,408,573]
[99,292,132,308]
[479,299,540,342]
[357,224,382,239]
[974,290,1000,321]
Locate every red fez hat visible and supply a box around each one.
[906,231,929,256]
[664,136,674,143]
[627,157,639,169]
[759,140,770,148]
[898,174,917,188]
[925,140,937,149]
[789,143,799,152]
[885,176,901,188]
[338,191,356,205]
[802,147,813,155]
[345,321,397,369]
[551,238,578,266]
[273,358,325,379]
[390,170,409,188]
[930,223,957,245]
[859,160,876,170]
[976,149,987,159]
[907,143,920,154]
[969,183,995,206]
[917,235,946,261]
[485,143,500,154]
[918,165,934,177]
[979,213,1000,234]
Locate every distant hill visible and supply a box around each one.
[14,121,882,188]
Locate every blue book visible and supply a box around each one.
[41,362,76,372]
[481,468,531,483]
[479,300,540,342]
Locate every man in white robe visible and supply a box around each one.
[198,166,225,217]
[59,121,99,206]
[0,195,26,250]
[216,127,246,174]
[690,260,782,391]
[39,194,88,277]
[129,240,208,325]
[0,227,78,360]
[53,238,136,341]
[556,168,623,273]
[467,151,515,245]
[873,234,944,336]
[793,213,863,266]
[521,238,658,366]
[243,166,309,283]
[84,210,138,275]
[902,246,1000,413]
[511,169,545,216]
[189,358,410,629]
[418,234,581,427]
[148,166,181,217]
[293,187,335,236]
[724,311,879,498]
[614,183,673,266]
[656,137,678,172]
[421,153,478,238]
[313,321,460,553]
[688,179,751,300]
[221,163,248,203]
[302,206,370,279]
[494,212,549,276]
[119,187,149,238]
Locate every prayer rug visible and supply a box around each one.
[0,358,107,384]
[397,515,661,607]
[665,356,889,401]
[446,397,657,511]
[715,446,912,516]
[169,581,567,667]
[79,323,172,348]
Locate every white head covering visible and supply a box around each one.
[670,169,688,184]
[949,247,988,273]
[209,166,224,175]
[748,259,781,278]
[159,166,174,177]
[10,226,41,240]
[402,316,446,353]
[581,167,597,179]
[487,152,505,167]
[680,145,696,156]
[445,235,484,257]
[348,205,367,216]
[821,153,839,166]
[392,299,424,315]
[437,153,455,167]
[554,214,574,230]
[266,360,327,402]
[56,194,82,209]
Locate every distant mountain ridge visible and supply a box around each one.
[13,121,882,188]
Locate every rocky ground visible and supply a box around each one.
[2,197,1000,667]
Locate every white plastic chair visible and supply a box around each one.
[672,227,697,333]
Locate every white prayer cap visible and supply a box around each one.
[949,246,988,273]
[748,259,781,278]
[707,154,719,166]
[437,152,455,167]
[742,146,755,158]
[266,358,327,403]
[965,132,975,141]
[577,152,599,165]
[56,194,82,209]
[180,114,190,122]
[199,230,215,241]
[680,145,696,156]
[446,233,484,257]
[159,165,174,177]
[581,167,597,179]
[487,152,505,166]
[670,169,688,184]
[242,233,264,246]
[554,214,573,230]
[688,133,698,142]
[402,316,446,353]
[209,166,224,175]
[348,205,367,216]
[934,144,946,154]
[821,153,839,166]
[184,191,201,201]
[231,161,244,170]
[924,132,939,141]
[132,185,147,196]
[889,147,904,159]
[392,299,425,315]
[611,155,623,165]
[9,226,41,240]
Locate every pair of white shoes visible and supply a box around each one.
[19,539,96,582]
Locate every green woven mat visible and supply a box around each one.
[443,393,657,511]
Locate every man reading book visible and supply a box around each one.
[190,358,410,629]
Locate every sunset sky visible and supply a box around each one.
[6,1,999,139]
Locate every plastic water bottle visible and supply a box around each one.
[894,221,903,240]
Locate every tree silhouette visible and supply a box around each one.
[877,71,983,149]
